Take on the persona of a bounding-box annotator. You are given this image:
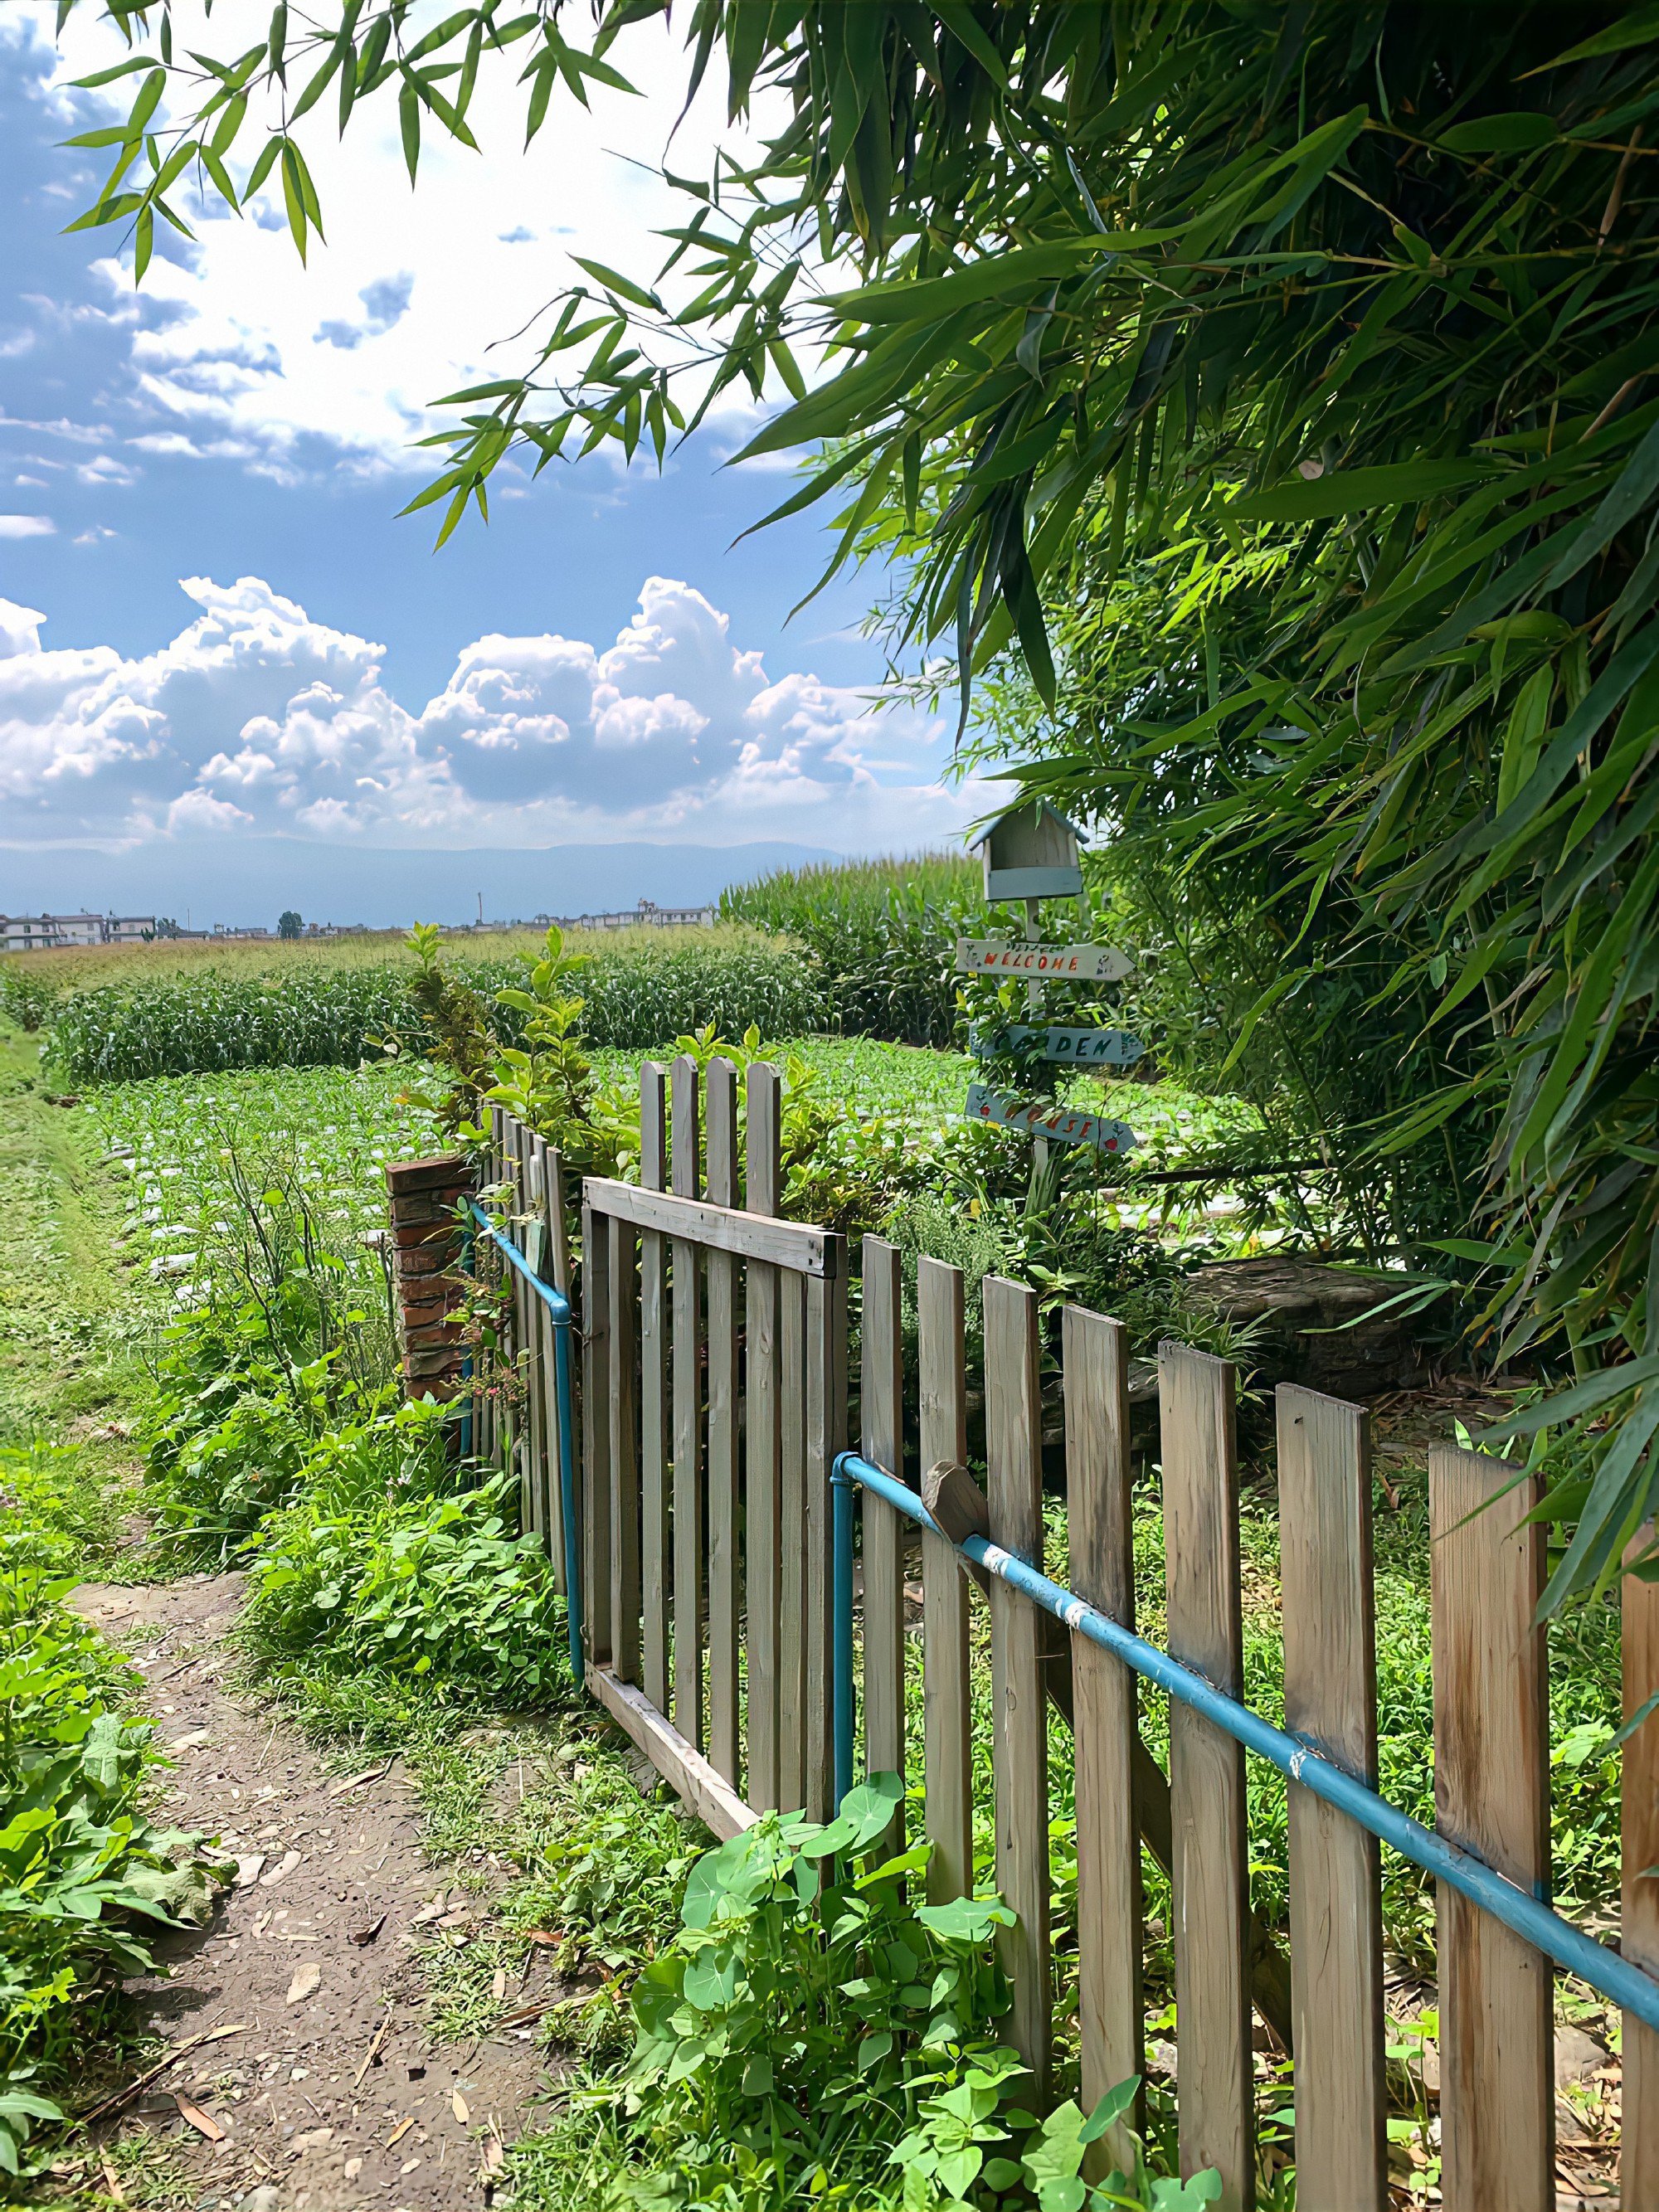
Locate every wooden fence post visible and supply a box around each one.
[984,1274,1051,2099]
[745,1064,783,1807]
[1278,1385,1384,2210]
[608,1206,640,1687]
[1430,1443,1552,2212]
[861,1237,906,1847]
[917,1255,971,1904]
[671,1055,704,1751]
[581,1197,612,1669]
[1160,1342,1252,2212]
[778,1268,808,1815]
[639,1066,669,1714]
[1623,1529,1659,2208]
[1064,1305,1141,2161]
[805,1251,847,1821]
[705,1057,742,1787]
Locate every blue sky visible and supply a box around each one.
[0,7,983,918]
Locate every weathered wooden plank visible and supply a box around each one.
[638,1067,669,1713]
[1063,1305,1140,2162]
[917,1255,971,1905]
[671,1056,704,1752]
[581,1200,612,1667]
[586,1666,760,1843]
[1623,1529,1659,2211]
[583,1179,841,1274]
[777,1270,807,1816]
[861,1237,906,1843]
[1277,1384,1384,2212]
[543,1140,572,1298]
[745,1064,782,1808]
[1430,1443,1551,2212]
[954,937,1134,981]
[608,1211,641,1686]
[1160,1341,1251,2212]
[804,1258,847,1821]
[984,1276,1051,2097]
[704,1057,742,1787]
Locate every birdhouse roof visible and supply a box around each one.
[970,800,1088,851]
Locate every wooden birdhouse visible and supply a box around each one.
[972,801,1086,902]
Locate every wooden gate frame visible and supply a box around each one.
[580,1055,846,1836]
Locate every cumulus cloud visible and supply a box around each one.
[0,514,55,537]
[0,573,985,852]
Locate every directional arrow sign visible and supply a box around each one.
[954,938,1136,981]
[966,1083,1138,1155]
[971,1023,1145,1067]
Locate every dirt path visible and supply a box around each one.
[74,1576,552,2212]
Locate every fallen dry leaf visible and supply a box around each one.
[259,1849,302,1889]
[491,1968,507,2002]
[385,2117,415,2149]
[232,1852,265,1888]
[452,2089,470,2124]
[99,2146,127,2204]
[285,1964,321,2005]
[523,1929,562,1947]
[482,2134,505,2178]
[349,1911,387,1947]
[409,1894,448,1928]
[328,1761,392,1798]
[167,1729,211,1753]
[173,2094,224,2142]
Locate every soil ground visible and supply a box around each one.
[66,1574,555,2212]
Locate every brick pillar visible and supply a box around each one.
[385,1153,470,1400]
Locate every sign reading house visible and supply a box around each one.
[955,938,1136,982]
[966,1083,1139,1155]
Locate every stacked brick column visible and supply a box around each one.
[384,1153,470,1400]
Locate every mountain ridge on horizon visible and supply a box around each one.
[0,838,845,933]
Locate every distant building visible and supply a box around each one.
[0,912,158,951]
[529,897,718,932]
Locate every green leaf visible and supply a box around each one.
[570,257,664,314]
[1228,459,1500,523]
[1440,112,1560,153]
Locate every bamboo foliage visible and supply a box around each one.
[60,1,1659,1597]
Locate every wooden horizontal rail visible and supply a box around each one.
[582,1178,844,1276]
[586,1665,760,1841]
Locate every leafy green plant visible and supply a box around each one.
[245,1437,569,1702]
[0,1529,216,2171]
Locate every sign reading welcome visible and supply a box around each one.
[954,938,1136,982]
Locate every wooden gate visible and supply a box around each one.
[581,1054,846,1832]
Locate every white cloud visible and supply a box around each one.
[0,574,985,852]
[0,514,55,537]
[17,3,795,481]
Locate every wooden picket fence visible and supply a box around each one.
[465,1059,1659,2212]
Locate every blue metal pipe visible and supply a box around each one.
[831,1451,1659,2035]
[466,1198,584,1681]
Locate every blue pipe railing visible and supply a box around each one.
[466,1197,582,1683]
[830,1449,1659,2036]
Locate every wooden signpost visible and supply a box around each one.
[972,1024,1144,1068]
[957,805,1140,1164]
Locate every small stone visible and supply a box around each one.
[293,2127,334,2154]
[343,2156,363,2182]
[1554,2023,1608,2088]
[241,2190,281,2212]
